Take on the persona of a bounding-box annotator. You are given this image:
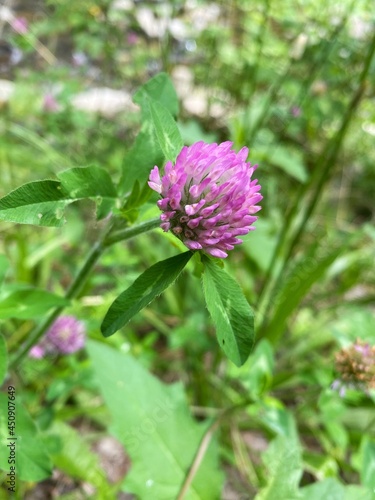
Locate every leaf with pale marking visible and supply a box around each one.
[57,165,117,199]
[120,73,179,192]
[202,256,255,366]
[149,100,184,162]
[0,180,71,226]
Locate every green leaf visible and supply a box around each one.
[133,72,179,118]
[325,420,348,450]
[260,406,299,439]
[58,165,117,219]
[101,251,192,337]
[263,236,349,343]
[359,437,375,490]
[178,120,217,145]
[201,256,254,366]
[303,451,339,480]
[343,486,373,500]
[88,340,224,500]
[57,165,117,199]
[0,287,69,319]
[228,339,274,396]
[250,131,308,182]
[0,167,117,227]
[120,73,179,192]
[242,217,279,272]
[120,180,152,223]
[45,420,109,497]
[120,123,164,193]
[149,100,184,162]
[299,478,345,500]
[330,307,375,345]
[267,145,308,183]
[0,393,52,481]
[299,478,373,500]
[95,196,115,220]
[0,334,7,385]
[0,180,71,226]
[256,414,302,500]
[124,180,141,210]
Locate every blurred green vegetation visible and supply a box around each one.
[0,0,375,498]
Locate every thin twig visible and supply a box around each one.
[176,399,254,499]
[176,419,221,500]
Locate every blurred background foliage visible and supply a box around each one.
[0,0,375,498]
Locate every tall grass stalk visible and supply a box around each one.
[256,31,375,341]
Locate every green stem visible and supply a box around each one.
[9,218,161,369]
[103,217,160,247]
[258,10,353,299]
[256,30,375,338]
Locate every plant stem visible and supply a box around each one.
[257,10,353,298]
[256,30,375,338]
[103,217,160,247]
[176,399,254,499]
[176,418,221,500]
[9,218,161,369]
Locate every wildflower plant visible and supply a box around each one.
[0,73,260,368]
[332,339,375,396]
[29,315,85,358]
[149,141,262,258]
[0,3,374,497]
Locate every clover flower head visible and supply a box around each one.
[148,141,262,258]
[29,345,45,359]
[29,315,86,358]
[43,93,60,113]
[72,51,88,67]
[332,339,375,396]
[11,17,28,35]
[291,106,301,117]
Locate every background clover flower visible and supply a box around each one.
[29,315,86,358]
[11,17,28,35]
[332,339,375,396]
[148,141,262,258]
